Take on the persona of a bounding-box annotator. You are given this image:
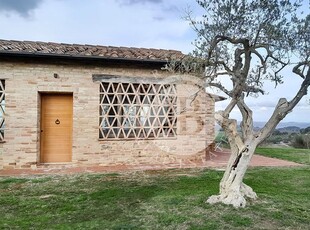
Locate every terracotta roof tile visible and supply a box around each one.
[0,39,185,62]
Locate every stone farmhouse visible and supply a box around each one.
[0,39,222,170]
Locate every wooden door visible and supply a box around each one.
[40,94,73,163]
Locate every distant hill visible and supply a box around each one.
[254,122,310,129]
[277,126,300,134]
[216,121,310,132]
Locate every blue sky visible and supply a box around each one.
[0,0,309,123]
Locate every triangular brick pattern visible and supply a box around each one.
[99,82,177,139]
[0,80,5,141]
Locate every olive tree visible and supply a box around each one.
[168,0,310,207]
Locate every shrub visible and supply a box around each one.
[291,135,309,149]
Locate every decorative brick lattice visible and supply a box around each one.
[0,80,5,141]
[99,82,177,139]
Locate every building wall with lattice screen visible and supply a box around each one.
[0,61,215,170]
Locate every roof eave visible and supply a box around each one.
[207,93,226,102]
[0,51,170,65]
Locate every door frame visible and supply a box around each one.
[39,92,73,164]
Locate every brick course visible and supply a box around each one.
[0,60,215,170]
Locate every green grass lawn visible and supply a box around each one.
[256,147,310,165]
[0,167,309,229]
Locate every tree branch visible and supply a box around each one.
[208,61,234,74]
[245,85,265,95]
[208,82,232,97]
[223,99,237,117]
[257,66,310,143]
[215,35,251,46]
[293,61,310,79]
[237,97,254,140]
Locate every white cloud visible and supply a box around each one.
[0,0,308,122]
[0,0,43,17]
[0,0,196,51]
[117,0,163,5]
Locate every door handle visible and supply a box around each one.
[55,119,60,125]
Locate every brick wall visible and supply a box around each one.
[0,60,215,169]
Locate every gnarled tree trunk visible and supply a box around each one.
[207,68,309,207]
[207,142,257,208]
[207,112,258,208]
